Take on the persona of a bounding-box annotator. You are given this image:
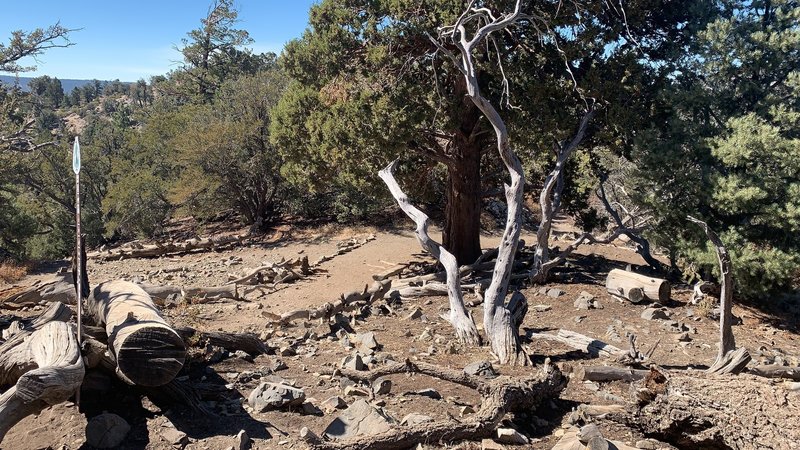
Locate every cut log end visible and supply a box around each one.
[115,327,186,387]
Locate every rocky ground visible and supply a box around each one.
[1,221,798,450]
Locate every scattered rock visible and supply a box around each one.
[321,396,348,413]
[405,388,442,400]
[302,401,323,415]
[459,405,476,417]
[373,379,392,395]
[635,439,664,449]
[85,413,131,449]
[675,332,692,342]
[344,385,370,397]
[400,413,434,426]
[481,438,505,450]
[358,332,380,351]
[248,382,306,412]
[279,346,296,357]
[405,307,424,320]
[578,424,603,444]
[464,361,498,378]
[323,399,395,439]
[641,308,669,321]
[496,428,529,445]
[341,354,366,371]
[532,304,552,312]
[235,429,250,450]
[160,426,189,448]
[547,288,566,298]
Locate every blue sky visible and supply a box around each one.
[1,1,317,81]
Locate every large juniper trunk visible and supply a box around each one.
[442,142,482,266]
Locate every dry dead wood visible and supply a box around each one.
[264,280,392,326]
[613,368,800,449]
[527,329,626,359]
[530,108,595,284]
[226,256,311,286]
[0,321,84,442]
[748,365,800,380]
[0,274,76,308]
[174,326,269,356]
[0,302,73,385]
[688,216,750,374]
[139,283,242,304]
[379,161,481,346]
[87,233,248,261]
[578,366,649,382]
[605,269,670,304]
[88,280,186,387]
[428,0,529,365]
[307,360,567,450]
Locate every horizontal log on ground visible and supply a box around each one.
[0,321,84,442]
[267,280,391,325]
[527,329,625,358]
[579,366,649,382]
[613,370,800,449]
[606,269,670,303]
[138,283,241,304]
[0,275,76,307]
[226,256,311,286]
[748,365,800,380]
[87,234,247,261]
[174,327,268,356]
[372,264,407,281]
[0,302,72,385]
[88,280,186,387]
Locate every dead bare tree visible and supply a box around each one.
[687,216,751,374]
[379,162,481,345]
[426,0,530,364]
[530,108,595,283]
[595,160,663,271]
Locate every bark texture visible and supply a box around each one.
[308,361,567,450]
[88,280,186,386]
[617,370,800,449]
[379,161,481,346]
[0,321,84,442]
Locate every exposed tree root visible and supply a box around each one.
[610,368,800,449]
[308,360,566,450]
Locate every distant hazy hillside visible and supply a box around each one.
[0,75,124,93]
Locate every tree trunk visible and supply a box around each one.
[0,321,84,443]
[442,138,482,266]
[87,280,186,387]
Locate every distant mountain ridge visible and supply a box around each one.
[0,75,126,93]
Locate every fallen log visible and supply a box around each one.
[138,283,242,304]
[266,280,391,325]
[605,269,669,303]
[613,368,800,449]
[0,321,84,442]
[527,329,626,358]
[748,365,800,380]
[87,233,247,261]
[88,280,186,387]
[226,256,311,286]
[307,360,566,450]
[0,274,76,308]
[578,366,649,382]
[0,302,73,385]
[174,327,269,356]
